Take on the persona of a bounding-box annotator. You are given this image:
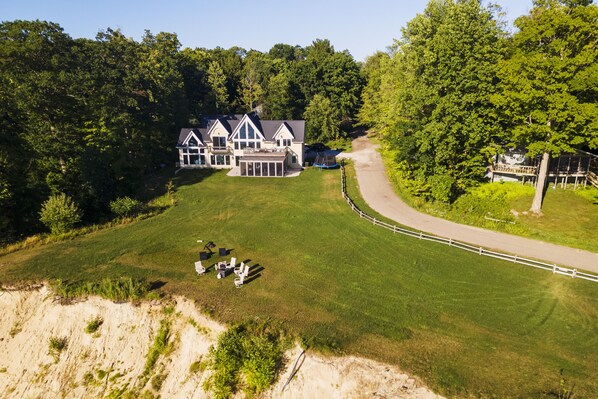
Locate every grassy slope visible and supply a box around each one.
[380,148,598,252]
[1,168,597,398]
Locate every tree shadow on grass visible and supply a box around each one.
[137,168,217,202]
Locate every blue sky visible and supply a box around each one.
[2,0,533,61]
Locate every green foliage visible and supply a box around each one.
[48,336,68,362]
[0,20,364,242]
[189,358,207,374]
[150,373,167,391]
[364,0,507,201]
[204,321,286,398]
[491,1,598,211]
[39,193,82,234]
[85,316,104,334]
[143,320,171,376]
[109,197,143,217]
[207,61,230,112]
[304,94,340,142]
[49,277,153,302]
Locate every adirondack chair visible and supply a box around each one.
[194,261,206,275]
[226,257,237,270]
[241,264,250,278]
[234,273,245,288]
[234,261,245,276]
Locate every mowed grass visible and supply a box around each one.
[1,168,597,398]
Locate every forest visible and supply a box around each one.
[359,0,597,209]
[0,22,362,243]
[1,0,597,244]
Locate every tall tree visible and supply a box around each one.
[304,94,340,142]
[380,0,507,201]
[207,61,229,113]
[492,0,598,213]
[358,51,391,129]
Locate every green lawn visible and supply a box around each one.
[1,168,597,398]
[381,150,598,252]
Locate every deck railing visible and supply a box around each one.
[491,164,538,175]
[587,171,598,189]
[340,165,598,283]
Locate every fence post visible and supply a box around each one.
[553,265,556,274]
[513,255,518,263]
[373,218,376,225]
[479,247,483,255]
[393,226,397,234]
[572,269,577,278]
[419,232,423,239]
[448,238,452,247]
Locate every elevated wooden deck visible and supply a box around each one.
[490,164,537,176]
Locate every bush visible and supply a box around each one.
[85,316,104,334]
[204,321,286,398]
[109,197,143,217]
[49,277,152,302]
[39,193,82,234]
[48,336,68,362]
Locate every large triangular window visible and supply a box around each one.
[234,121,261,150]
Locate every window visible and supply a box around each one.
[188,137,198,147]
[283,139,292,147]
[212,136,226,148]
[292,155,297,165]
[277,140,281,147]
[234,122,262,150]
[235,156,241,166]
[182,145,204,166]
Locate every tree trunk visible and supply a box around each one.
[531,151,550,214]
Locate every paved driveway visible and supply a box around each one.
[339,136,598,273]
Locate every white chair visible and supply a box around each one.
[234,274,245,288]
[227,257,237,270]
[242,264,250,278]
[234,261,245,276]
[194,261,206,275]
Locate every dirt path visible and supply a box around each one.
[340,136,598,273]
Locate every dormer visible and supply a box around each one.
[179,129,205,148]
[207,119,232,149]
[274,123,294,148]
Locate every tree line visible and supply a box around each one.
[0,20,363,243]
[359,0,597,211]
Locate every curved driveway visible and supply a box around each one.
[340,136,598,273]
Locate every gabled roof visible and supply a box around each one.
[260,120,305,142]
[178,114,305,146]
[177,128,208,147]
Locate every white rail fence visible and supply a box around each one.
[340,165,598,283]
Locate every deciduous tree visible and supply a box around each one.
[492,0,598,213]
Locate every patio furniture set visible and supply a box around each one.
[195,256,250,288]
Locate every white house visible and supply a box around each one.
[176,113,305,177]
